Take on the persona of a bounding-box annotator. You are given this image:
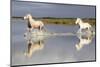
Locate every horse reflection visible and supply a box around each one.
[24,37,44,58]
[75,33,93,51]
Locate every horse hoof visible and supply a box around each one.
[24,35,26,37]
[24,33,27,37]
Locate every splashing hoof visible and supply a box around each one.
[24,33,27,37]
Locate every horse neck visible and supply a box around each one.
[28,16,35,23]
[78,19,83,25]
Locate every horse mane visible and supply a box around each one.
[77,18,83,23]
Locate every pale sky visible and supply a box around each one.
[11,0,96,18]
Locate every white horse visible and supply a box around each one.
[75,18,92,33]
[24,14,46,32]
[75,34,93,51]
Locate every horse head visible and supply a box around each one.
[75,18,81,24]
[24,14,32,20]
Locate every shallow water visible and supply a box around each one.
[11,19,96,66]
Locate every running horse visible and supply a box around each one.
[75,18,92,33]
[24,14,46,32]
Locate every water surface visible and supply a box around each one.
[11,19,96,66]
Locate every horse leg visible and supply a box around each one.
[41,26,47,32]
[86,27,92,33]
[87,27,90,30]
[39,26,41,31]
[39,26,44,31]
[26,28,30,32]
[43,26,47,32]
[24,33,27,38]
[78,28,81,33]
[28,28,31,32]
[28,28,33,33]
[26,28,29,32]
